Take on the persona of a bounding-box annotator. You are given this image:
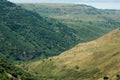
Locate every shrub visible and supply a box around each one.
[75,65,79,70]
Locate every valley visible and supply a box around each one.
[0,0,120,80]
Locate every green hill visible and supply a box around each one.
[23,29,120,80]
[19,3,120,41]
[0,0,81,60]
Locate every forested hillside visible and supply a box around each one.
[0,0,80,60]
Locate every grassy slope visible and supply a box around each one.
[19,3,120,35]
[0,1,81,60]
[24,29,120,80]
